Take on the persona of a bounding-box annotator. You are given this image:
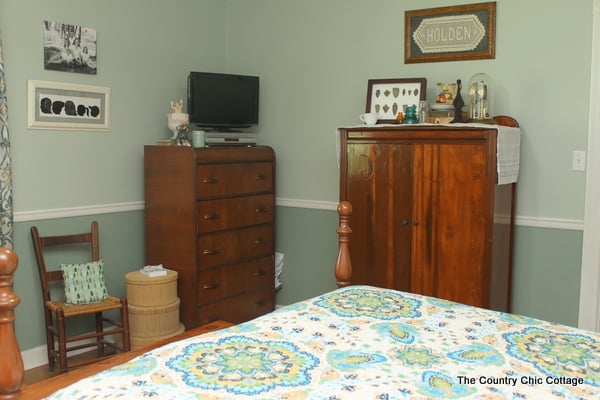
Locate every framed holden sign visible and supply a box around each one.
[405,2,496,64]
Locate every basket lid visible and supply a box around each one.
[125,269,178,285]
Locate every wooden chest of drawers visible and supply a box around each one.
[144,146,276,329]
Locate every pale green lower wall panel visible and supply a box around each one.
[13,212,145,351]
[274,206,340,306]
[12,207,583,352]
[511,226,582,328]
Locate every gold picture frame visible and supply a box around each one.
[405,2,496,64]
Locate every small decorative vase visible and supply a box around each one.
[403,105,418,124]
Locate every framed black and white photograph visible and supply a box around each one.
[366,78,427,123]
[27,80,110,131]
[43,20,97,74]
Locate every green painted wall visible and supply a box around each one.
[225,0,592,221]
[2,0,229,352]
[0,0,593,352]
[511,226,583,327]
[1,0,227,212]
[274,206,339,304]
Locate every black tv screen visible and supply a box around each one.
[187,72,259,130]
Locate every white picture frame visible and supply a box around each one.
[27,80,110,131]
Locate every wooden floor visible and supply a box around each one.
[24,363,55,386]
[21,321,234,395]
[24,351,107,386]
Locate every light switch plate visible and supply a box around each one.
[572,150,586,171]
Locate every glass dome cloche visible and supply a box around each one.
[468,73,494,123]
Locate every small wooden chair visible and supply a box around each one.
[31,221,131,373]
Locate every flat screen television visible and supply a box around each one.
[187,71,259,130]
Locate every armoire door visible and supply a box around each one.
[410,141,494,308]
[344,142,412,291]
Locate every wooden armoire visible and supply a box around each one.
[338,118,519,311]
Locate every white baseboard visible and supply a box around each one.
[21,344,50,370]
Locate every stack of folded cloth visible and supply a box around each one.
[275,252,284,290]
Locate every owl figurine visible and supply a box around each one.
[170,99,184,113]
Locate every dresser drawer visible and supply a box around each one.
[197,287,274,325]
[197,194,274,234]
[197,162,273,198]
[198,225,273,268]
[198,256,274,304]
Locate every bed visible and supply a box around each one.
[1,202,599,399]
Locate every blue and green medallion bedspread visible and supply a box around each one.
[46,286,600,399]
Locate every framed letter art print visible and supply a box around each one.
[27,80,110,131]
[405,2,496,64]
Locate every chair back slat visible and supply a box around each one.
[46,270,63,283]
[39,232,93,247]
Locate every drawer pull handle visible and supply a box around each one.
[203,213,220,220]
[255,174,268,181]
[203,281,219,290]
[255,207,269,213]
[202,317,218,324]
[203,248,221,255]
[202,177,219,184]
[255,300,266,307]
[254,239,267,246]
[254,269,266,277]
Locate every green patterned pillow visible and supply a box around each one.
[60,260,108,305]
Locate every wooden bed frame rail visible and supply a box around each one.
[0,247,23,400]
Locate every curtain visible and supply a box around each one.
[0,31,14,249]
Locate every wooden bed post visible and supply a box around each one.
[0,247,23,400]
[335,201,352,287]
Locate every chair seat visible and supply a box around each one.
[46,296,125,317]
